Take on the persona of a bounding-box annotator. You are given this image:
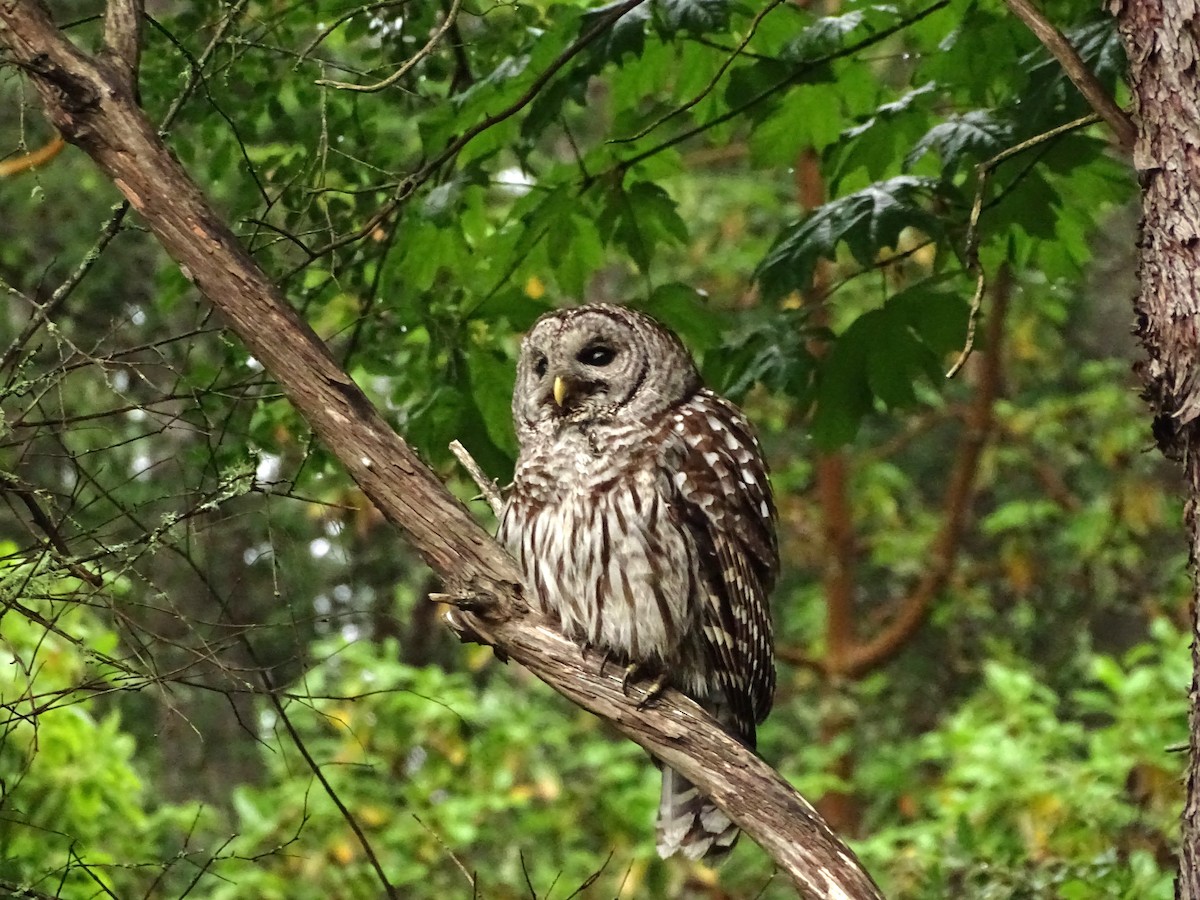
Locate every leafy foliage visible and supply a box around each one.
[860,623,1185,898]
[811,285,969,446]
[208,639,667,898]
[756,176,948,301]
[0,556,201,895]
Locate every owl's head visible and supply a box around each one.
[512,304,701,438]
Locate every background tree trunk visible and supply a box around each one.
[1112,3,1200,894]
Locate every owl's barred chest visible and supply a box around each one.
[500,423,704,673]
[510,430,640,500]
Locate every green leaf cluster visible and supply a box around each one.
[859,621,1185,899]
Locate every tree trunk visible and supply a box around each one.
[1111,4,1200,895]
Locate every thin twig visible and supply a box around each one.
[610,0,785,144]
[450,440,504,517]
[0,880,69,900]
[262,677,399,898]
[158,0,250,132]
[281,186,410,281]
[296,0,409,66]
[412,814,478,892]
[946,112,1098,378]
[1002,0,1135,154]
[318,0,462,91]
[290,0,650,276]
[0,203,129,378]
[618,0,949,171]
[838,266,1011,678]
[561,852,613,900]
[0,0,247,379]
[0,3,886,888]
[144,14,270,205]
[1,475,102,587]
[69,847,119,899]
[519,851,538,899]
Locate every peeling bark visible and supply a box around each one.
[1111,2,1200,895]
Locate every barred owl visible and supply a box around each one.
[497,303,777,861]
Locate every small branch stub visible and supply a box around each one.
[450,439,505,517]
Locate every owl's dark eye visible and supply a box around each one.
[577,344,616,367]
[534,356,548,378]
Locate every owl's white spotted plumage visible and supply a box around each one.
[497,303,777,861]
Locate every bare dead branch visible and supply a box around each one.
[450,440,504,517]
[1002,0,1135,153]
[0,3,883,894]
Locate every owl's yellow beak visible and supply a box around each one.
[553,375,569,407]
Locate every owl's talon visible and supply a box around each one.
[442,608,484,645]
[593,648,613,678]
[429,590,489,613]
[621,662,643,697]
[638,674,670,710]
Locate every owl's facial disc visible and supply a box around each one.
[551,340,622,416]
[515,314,640,426]
[513,304,701,438]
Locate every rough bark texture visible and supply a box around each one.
[0,2,883,896]
[1111,2,1200,896]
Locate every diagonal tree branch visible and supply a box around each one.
[0,2,882,896]
[1002,0,1135,153]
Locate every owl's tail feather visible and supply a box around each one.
[655,766,739,861]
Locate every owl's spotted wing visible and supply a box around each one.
[667,389,778,743]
